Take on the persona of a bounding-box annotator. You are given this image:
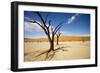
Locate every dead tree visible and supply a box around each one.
[26,12,68,60]
[27,12,63,51]
[82,37,85,42]
[56,31,61,45]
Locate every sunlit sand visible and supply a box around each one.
[24,39,90,61]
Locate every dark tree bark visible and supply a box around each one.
[49,40,54,51]
[56,32,61,45]
[82,37,85,42]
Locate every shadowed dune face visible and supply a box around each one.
[24,36,90,62]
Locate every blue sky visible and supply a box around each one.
[24,11,90,38]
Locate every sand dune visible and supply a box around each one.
[25,36,90,42]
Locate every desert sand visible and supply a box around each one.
[24,41,90,61]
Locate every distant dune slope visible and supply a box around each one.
[25,36,90,42]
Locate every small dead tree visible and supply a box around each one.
[26,12,67,60]
[56,31,61,45]
[81,37,84,43]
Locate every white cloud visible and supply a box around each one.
[24,21,43,33]
[24,16,55,33]
[67,14,79,24]
[24,17,34,22]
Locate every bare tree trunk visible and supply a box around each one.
[49,40,54,51]
[56,32,61,45]
[57,36,59,45]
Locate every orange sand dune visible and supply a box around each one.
[25,36,90,42]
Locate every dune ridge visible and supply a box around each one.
[25,36,90,42]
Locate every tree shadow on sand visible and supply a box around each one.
[33,46,69,61]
